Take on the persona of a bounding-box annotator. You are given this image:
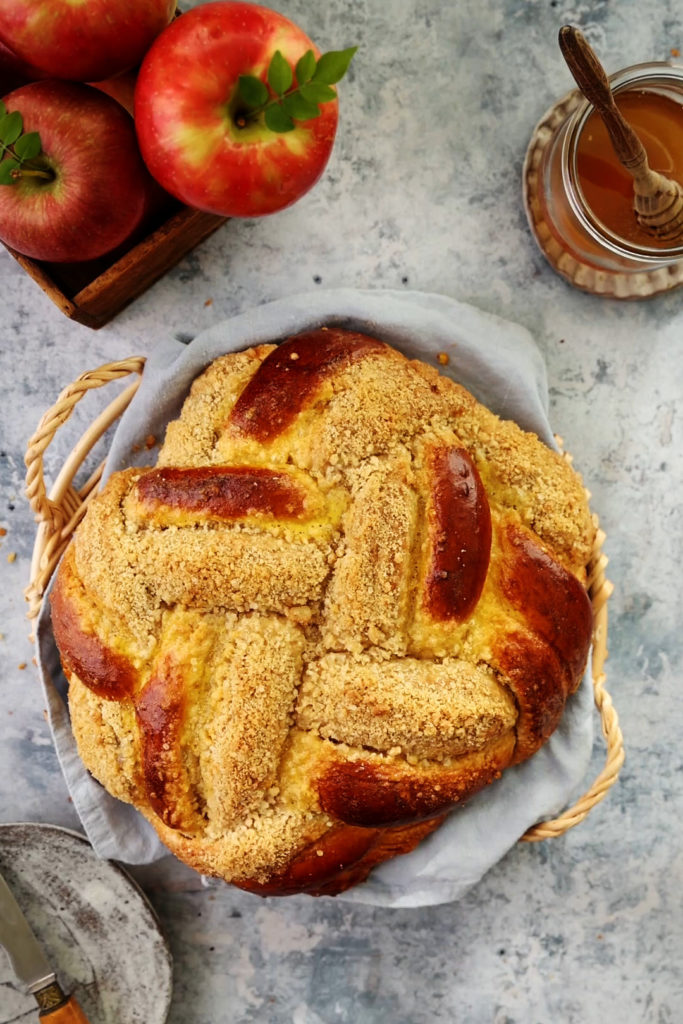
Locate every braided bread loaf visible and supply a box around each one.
[51,328,595,896]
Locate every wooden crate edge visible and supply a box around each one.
[3,205,227,328]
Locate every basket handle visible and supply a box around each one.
[24,357,146,621]
[24,362,624,840]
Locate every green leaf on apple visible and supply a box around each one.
[0,106,47,187]
[0,157,20,185]
[300,82,337,104]
[238,75,269,110]
[295,49,316,85]
[264,104,295,133]
[268,50,293,95]
[312,47,358,85]
[0,111,23,146]
[14,131,41,161]
[281,93,320,121]
[234,43,356,135]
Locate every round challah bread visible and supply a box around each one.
[51,327,595,896]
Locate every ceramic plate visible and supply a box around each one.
[0,822,172,1024]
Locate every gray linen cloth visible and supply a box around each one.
[36,289,594,908]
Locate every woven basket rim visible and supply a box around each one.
[23,356,624,843]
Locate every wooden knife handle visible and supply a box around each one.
[39,994,91,1023]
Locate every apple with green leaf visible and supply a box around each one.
[0,0,176,82]
[0,81,161,262]
[134,1,356,217]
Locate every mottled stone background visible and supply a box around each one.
[1,0,682,1021]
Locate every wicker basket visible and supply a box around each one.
[23,357,625,843]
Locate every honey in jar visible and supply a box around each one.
[525,61,683,295]
[576,89,683,249]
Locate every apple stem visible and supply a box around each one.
[11,166,54,182]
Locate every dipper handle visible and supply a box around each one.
[558,25,649,177]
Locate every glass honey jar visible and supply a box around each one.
[524,61,683,297]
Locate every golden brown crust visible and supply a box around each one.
[421,441,492,621]
[234,817,446,897]
[227,329,387,443]
[133,465,318,523]
[51,327,595,896]
[314,732,517,827]
[51,547,139,700]
[497,521,593,685]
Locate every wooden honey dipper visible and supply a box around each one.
[559,25,683,242]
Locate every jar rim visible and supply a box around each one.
[561,60,683,262]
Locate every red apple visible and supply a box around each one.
[134,1,341,217]
[89,70,138,116]
[0,81,160,262]
[0,35,49,93]
[0,0,176,82]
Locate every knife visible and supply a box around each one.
[0,868,90,1022]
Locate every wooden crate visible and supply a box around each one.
[1,4,227,329]
[3,199,226,329]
